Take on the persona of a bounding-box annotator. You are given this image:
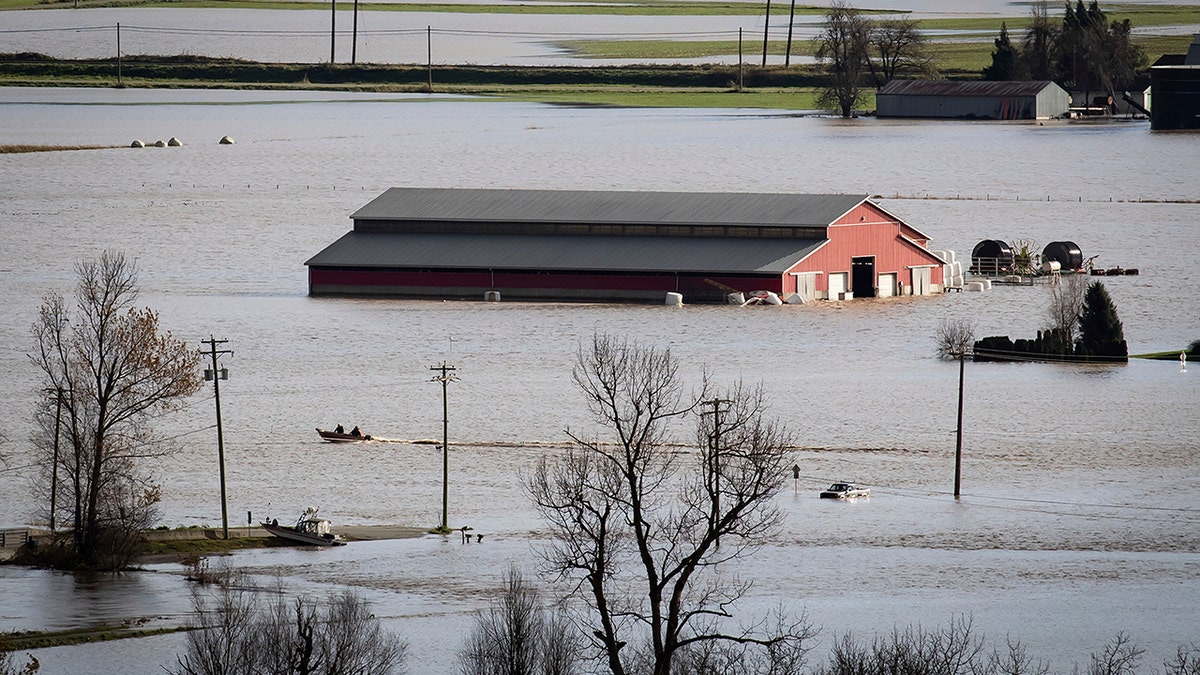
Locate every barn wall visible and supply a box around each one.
[877,94,1040,119]
[788,203,944,297]
[1150,66,1200,130]
[1035,86,1072,118]
[308,268,782,304]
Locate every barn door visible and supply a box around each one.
[878,273,897,297]
[793,273,818,303]
[852,257,876,298]
[913,267,931,295]
[828,272,848,300]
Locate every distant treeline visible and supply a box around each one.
[0,53,840,89]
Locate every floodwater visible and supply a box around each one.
[0,87,1198,673]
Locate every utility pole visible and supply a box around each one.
[351,0,359,64]
[954,350,965,499]
[429,361,457,532]
[701,397,732,546]
[784,0,796,66]
[761,0,772,67]
[202,337,233,539]
[330,0,336,63]
[49,387,63,531]
[427,26,433,91]
[116,23,122,85]
[738,28,744,91]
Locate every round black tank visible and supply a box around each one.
[971,239,1013,274]
[1042,241,1083,270]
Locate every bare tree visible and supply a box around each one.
[987,637,1050,675]
[528,334,813,675]
[458,567,582,675]
[1046,272,1088,348]
[29,251,202,568]
[1020,1,1059,80]
[174,571,263,675]
[816,0,873,117]
[935,318,976,360]
[817,616,986,675]
[867,18,938,87]
[1164,645,1200,675]
[1088,632,1144,675]
[173,572,407,675]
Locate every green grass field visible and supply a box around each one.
[0,0,1194,109]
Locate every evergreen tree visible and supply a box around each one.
[1054,0,1145,103]
[983,23,1020,80]
[1076,281,1128,361]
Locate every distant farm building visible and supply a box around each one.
[876,80,1071,120]
[305,188,948,304]
[1150,33,1200,130]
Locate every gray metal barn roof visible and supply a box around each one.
[878,80,1060,98]
[305,232,826,275]
[351,188,867,229]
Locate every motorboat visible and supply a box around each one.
[819,482,870,499]
[261,507,346,546]
[316,427,372,442]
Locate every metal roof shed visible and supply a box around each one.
[876,80,1070,120]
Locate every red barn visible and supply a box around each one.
[306,188,946,303]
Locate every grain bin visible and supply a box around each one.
[1042,241,1083,270]
[971,240,1013,275]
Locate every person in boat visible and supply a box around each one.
[335,424,344,434]
[351,426,361,437]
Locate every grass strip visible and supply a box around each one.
[142,536,273,556]
[0,144,119,153]
[1,625,189,651]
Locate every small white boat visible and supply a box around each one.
[261,507,346,546]
[819,482,870,499]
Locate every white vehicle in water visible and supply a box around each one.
[819,482,871,499]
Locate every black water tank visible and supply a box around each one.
[971,239,1013,274]
[1042,241,1083,270]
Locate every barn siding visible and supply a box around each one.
[787,203,944,296]
[309,268,780,303]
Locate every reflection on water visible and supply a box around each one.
[0,89,1198,673]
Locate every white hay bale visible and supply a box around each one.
[167,137,182,147]
[664,292,683,307]
[219,136,236,145]
[130,140,144,148]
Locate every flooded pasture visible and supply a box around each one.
[0,87,1198,672]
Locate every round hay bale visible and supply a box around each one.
[130,140,145,148]
[153,139,167,147]
[167,137,182,147]
[219,136,236,145]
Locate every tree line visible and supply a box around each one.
[983,0,1146,104]
[815,0,1148,117]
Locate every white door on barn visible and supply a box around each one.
[793,273,818,303]
[828,272,848,300]
[913,267,932,296]
[878,273,897,297]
